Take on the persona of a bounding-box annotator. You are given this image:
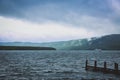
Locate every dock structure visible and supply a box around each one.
[85,60,120,75]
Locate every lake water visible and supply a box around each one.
[0,50,120,80]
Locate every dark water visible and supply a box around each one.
[0,50,120,80]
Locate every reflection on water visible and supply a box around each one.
[0,50,120,80]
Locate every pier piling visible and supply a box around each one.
[104,61,107,72]
[85,60,88,70]
[94,60,97,71]
[114,63,118,73]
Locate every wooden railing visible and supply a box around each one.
[85,60,120,75]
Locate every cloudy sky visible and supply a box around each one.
[0,0,120,42]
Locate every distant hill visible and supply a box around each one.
[0,39,89,50]
[0,34,120,50]
[89,34,120,50]
[40,34,120,50]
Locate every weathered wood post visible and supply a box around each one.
[85,60,88,70]
[114,63,118,74]
[94,60,97,71]
[104,61,107,72]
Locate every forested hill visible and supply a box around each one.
[89,34,120,50]
[0,34,120,50]
[39,34,120,50]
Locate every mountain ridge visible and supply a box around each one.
[0,34,120,50]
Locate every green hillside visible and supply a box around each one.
[0,34,120,50]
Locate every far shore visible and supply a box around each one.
[0,46,56,50]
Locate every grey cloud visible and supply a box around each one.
[0,0,112,21]
[0,0,120,35]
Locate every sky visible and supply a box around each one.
[0,0,120,42]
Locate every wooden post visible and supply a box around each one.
[94,60,97,71]
[104,61,107,72]
[114,63,118,74]
[85,60,88,70]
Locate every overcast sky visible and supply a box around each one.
[0,0,120,42]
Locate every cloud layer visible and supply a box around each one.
[0,0,120,42]
[0,16,95,42]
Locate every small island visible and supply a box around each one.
[0,46,56,50]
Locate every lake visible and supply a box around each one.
[0,50,120,80]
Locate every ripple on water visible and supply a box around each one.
[0,50,120,80]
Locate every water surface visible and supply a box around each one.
[0,50,120,80]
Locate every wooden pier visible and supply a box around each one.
[85,60,120,75]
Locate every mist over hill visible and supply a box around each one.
[0,34,120,50]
